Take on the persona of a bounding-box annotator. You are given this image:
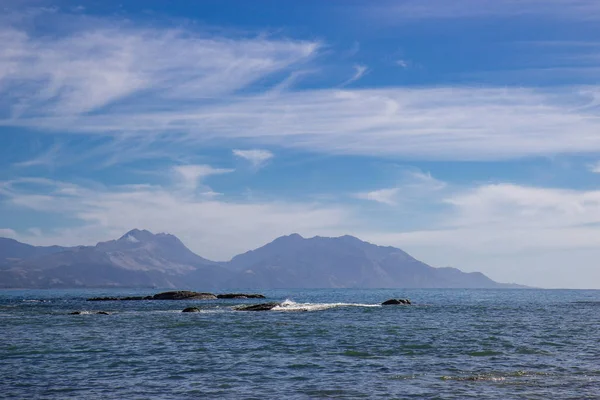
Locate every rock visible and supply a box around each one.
[70,311,83,315]
[152,291,217,300]
[87,297,119,301]
[182,307,201,313]
[96,311,110,315]
[87,291,216,301]
[217,293,266,299]
[381,298,411,305]
[235,302,281,311]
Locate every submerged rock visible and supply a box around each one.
[182,307,201,313]
[217,293,266,299]
[381,298,411,305]
[235,302,281,311]
[69,311,110,315]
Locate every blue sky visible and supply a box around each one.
[2,0,600,288]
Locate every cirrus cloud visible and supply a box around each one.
[232,149,274,168]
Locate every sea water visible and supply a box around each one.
[1,288,599,399]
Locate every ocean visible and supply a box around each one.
[1,288,599,399]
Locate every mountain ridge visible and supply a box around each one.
[0,230,524,289]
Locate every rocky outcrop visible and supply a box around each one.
[151,291,216,300]
[381,298,411,305]
[87,291,218,301]
[216,293,266,299]
[182,307,201,313]
[235,302,280,311]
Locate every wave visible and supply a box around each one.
[271,299,380,312]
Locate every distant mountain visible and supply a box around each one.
[0,238,70,267]
[0,229,229,289]
[226,233,512,288]
[0,230,522,289]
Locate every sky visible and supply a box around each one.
[1,0,600,288]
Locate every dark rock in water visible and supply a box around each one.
[70,311,83,315]
[87,291,216,302]
[235,302,280,311]
[96,311,110,315]
[217,293,266,299]
[182,307,201,313]
[87,297,120,301]
[381,298,411,305]
[152,291,217,300]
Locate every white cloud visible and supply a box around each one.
[588,161,600,173]
[354,188,399,205]
[233,149,274,168]
[0,177,351,260]
[8,86,600,162]
[172,164,234,191]
[0,228,17,238]
[360,183,600,288]
[396,59,409,69]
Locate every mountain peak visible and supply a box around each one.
[271,233,304,243]
[119,229,155,242]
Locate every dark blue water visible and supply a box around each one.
[1,289,599,399]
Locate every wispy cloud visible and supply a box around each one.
[2,12,600,165]
[341,64,368,86]
[13,143,62,168]
[354,188,399,205]
[0,16,319,118]
[373,0,600,21]
[354,169,446,206]
[233,149,274,168]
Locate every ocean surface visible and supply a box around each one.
[1,288,599,399]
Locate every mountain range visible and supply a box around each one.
[0,229,522,289]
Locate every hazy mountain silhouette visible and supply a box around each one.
[0,230,522,289]
[0,238,70,266]
[226,233,513,288]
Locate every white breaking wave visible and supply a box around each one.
[272,299,381,312]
